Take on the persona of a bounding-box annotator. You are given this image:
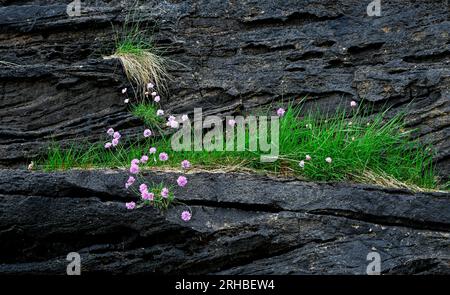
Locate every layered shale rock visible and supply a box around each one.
[0,1,449,275]
[0,0,448,178]
[0,169,448,274]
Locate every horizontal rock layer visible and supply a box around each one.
[0,169,448,274]
[0,1,448,179]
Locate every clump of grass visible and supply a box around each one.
[37,104,439,190]
[109,1,169,99]
[131,103,164,127]
[271,106,436,188]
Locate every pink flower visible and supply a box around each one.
[125,202,135,210]
[131,159,139,165]
[161,187,169,198]
[151,91,157,97]
[305,155,312,161]
[112,138,119,146]
[125,176,135,189]
[139,183,148,193]
[182,114,189,121]
[140,155,149,164]
[299,160,305,168]
[147,83,154,89]
[107,128,114,136]
[159,152,169,161]
[130,164,139,174]
[350,101,357,108]
[156,109,164,116]
[168,115,176,122]
[122,88,127,94]
[142,191,154,201]
[177,176,188,187]
[124,99,129,104]
[105,142,112,149]
[228,119,236,126]
[325,157,332,163]
[167,120,179,129]
[143,129,152,137]
[181,210,192,222]
[149,147,157,154]
[154,96,160,102]
[277,108,285,117]
[113,132,121,139]
[181,160,191,169]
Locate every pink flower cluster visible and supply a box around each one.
[120,83,192,221]
[298,154,332,169]
[125,156,192,222]
[116,82,193,221]
[105,128,121,148]
[142,82,189,131]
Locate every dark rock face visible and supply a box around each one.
[0,169,449,274]
[0,1,449,275]
[0,1,448,178]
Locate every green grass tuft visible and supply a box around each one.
[131,103,164,127]
[37,103,440,190]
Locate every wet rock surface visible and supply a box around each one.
[0,169,448,274]
[0,1,448,178]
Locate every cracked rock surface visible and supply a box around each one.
[0,169,448,274]
[0,0,448,179]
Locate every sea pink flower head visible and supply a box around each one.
[143,129,152,137]
[130,164,139,174]
[140,155,149,164]
[147,83,154,89]
[177,176,188,187]
[156,109,164,116]
[277,108,285,117]
[131,159,139,165]
[105,142,112,149]
[125,201,135,210]
[159,152,169,161]
[161,187,169,198]
[181,210,192,222]
[299,160,305,168]
[325,157,332,163]
[125,176,135,189]
[139,183,148,193]
[168,115,176,122]
[151,91,157,97]
[305,155,312,161]
[113,132,121,139]
[228,119,236,127]
[350,101,357,108]
[154,96,160,103]
[167,120,179,129]
[142,191,154,201]
[149,147,157,154]
[182,114,189,122]
[122,88,127,94]
[112,138,119,146]
[181,160,191,169]
[107,128,114,136]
